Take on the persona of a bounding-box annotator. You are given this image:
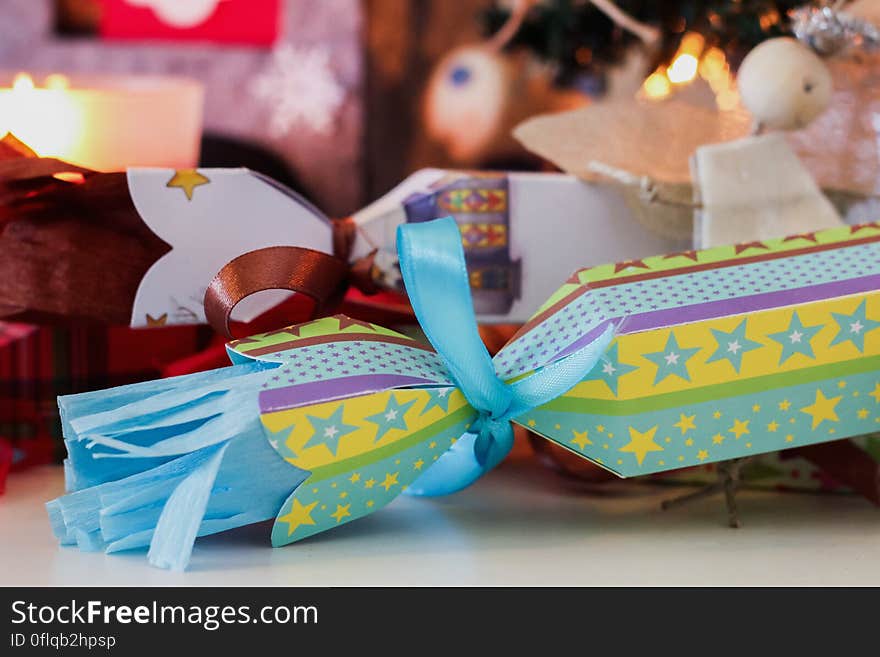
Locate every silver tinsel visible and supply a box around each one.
[791,4,880,55]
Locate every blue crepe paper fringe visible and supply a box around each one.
[46,361,309,571]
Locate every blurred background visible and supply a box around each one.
[4,0,878,216]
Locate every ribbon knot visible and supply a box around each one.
[397,217,615,497]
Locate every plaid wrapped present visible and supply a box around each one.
[0,320,209,492]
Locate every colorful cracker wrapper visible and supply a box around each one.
[47,218,880,570]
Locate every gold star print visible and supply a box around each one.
[858,408,869,419]
[713,411,722,419]
[767,420,779,432]
[349,473,361,483]
[785,434,794,442]
[364,478,376,489]
[339,491,348,499]
[697,449,709,461]
[752,404,761,412]
[278,499,318,536]
[729,419,750,439]
[801,389,842,429]
[366,500,374,508]
[870,383,880,404]
[571,429,592,450]
[838,381,847,389]
[166,169,210,200]
[597,425,605,432]
[685,438,694,446]
[779,400,792,411]
[413,458,425,470]
[527,419,536,427]
[429,441,437,449]
[673,414,696,434]
[330,504,351,523]
[146,313,168,327]
[380,472,399,491]
[619,425,664,466]
[712,434,724,445]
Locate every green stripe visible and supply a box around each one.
[305,406,477,482]
[540,354,880,415]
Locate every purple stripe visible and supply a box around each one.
[551,321,617,362]
[619,274,880,335]
[259,374,438,414]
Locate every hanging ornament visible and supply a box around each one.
[251,44,347,138]
[423,0,659,165]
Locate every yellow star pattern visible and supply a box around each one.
[571,429,592,450]
[364,478,376,489]
[413,458,425,470]
[697,449,709,461]
[729,418,750,439]
[673,413,696,434]
[330,504,351,523]
[752,404,761,412]
[166,169,210,200]
[619,425,664,466]
[785,434,794,442]
[712,433,724,445]
[380,472,399,491]
[801,389,842,429]
[870,383,880,404]
[685,438,694,446]
[779,399,791,411]
[597,424,605,432]
[767,420,779,432]
[713,411,722,419]
[349,473,361,483]
[278,499,318,536]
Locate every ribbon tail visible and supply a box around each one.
[406,422,515,497]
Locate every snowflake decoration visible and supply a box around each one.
[251,45,346,137]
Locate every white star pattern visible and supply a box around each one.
[602,362,617,375]
[664,352,680,365]
[789,330,803,343]
[384,409,398,421]
[851,320,864,334]
[251,45,346,136]
[324,425,338,439]
[727,340,741,354]
[437,389,449,397]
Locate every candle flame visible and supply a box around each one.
[0,72,81,159]
[45,74,70,91]
[12,72,35,92]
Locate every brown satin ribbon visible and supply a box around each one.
[204,217,379,338]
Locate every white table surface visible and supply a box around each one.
[2,460,879,586]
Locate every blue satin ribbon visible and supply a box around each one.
[397,217,614,496]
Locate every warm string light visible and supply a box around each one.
[639,31,740,111]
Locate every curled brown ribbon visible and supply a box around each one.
[204,217,379,338]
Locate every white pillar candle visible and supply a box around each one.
[0,72,203,170]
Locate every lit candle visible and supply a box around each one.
[0,72,203,171]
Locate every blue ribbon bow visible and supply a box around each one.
[397,217,615,496]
